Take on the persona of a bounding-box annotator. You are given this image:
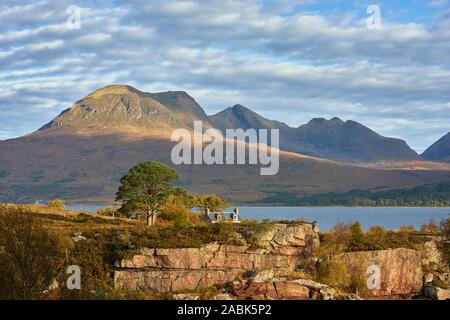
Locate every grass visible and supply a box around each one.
[0,203,139,236]
[0,203,294,258]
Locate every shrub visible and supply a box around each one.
[420,219,440,235]
[195,194,229,212]
[48,199,65,209]
[96,207,118,217]
[365,226,387,250]
[58,236,113,299]
[315,258,351,290]
[399,225,416,233]
[347,222,367,251]
[159,195,192,229]
[0,206,64,299]
[440,216,450,238]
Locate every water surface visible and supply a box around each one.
[66,204,450,231]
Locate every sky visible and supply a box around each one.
[0,0,449,153]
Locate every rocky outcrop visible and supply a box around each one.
[233,248,424,299]
[253,223,320,253]
[418,240,448,273]
[114,223,319,293]
[232,278,359,300]
[113,224,430,299]
[336,248,423,297]
[232,279,310,300]
[423,283,450,300]
[418,239,449,300]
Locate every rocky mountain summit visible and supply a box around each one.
[210,104,420,163]
[40,85,213,133]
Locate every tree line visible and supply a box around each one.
[262,182,450,207]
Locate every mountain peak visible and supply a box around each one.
[330,117,343,123]
[87,84,140,98]
[210,104,289,132]
[231,104,247,110]
[296,117,419,162]
[309,117,325,123]
[39,85,212,133]
[307,117,343,126]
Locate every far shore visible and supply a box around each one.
[63,202,450,209]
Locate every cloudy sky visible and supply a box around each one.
[1,0,449,152]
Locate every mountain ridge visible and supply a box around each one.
[38,84,420,164]
[210,103,419,163]
[1,84,449,203]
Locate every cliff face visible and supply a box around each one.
[114,223,319,292]
[337,248,423,297]
[113,224,427,299]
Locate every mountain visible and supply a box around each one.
[40,84,213,134]
[293,117,419,162]
[0,85,449,204]
[422,133,450,163]
[210,105,419,162]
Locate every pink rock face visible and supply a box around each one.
[114,223,320,293]
[233,280,310,300]
[336,248,423,297]
[114,245,302,292]
[115,270,242,292]
[118,245,299,272]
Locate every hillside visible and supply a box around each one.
[262,182,450,206]
[422,133,450,163]
[0,85,449,203]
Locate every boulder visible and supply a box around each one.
[232,278,359,300]
[72,235,87,242]
[418,241,447,273]
[250,269,275,282]
[423,283,450,300]
[254,223,320,254]
[232,279,310,300]
[336,248,423,297]
[423,272,434,284]
[173,293,199,300]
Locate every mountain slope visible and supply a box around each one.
[0,85,448,203]
[0,132,448,204]
[422,133,450,163]
[210,105,419,162]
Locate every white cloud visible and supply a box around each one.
[0,0,449,152]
